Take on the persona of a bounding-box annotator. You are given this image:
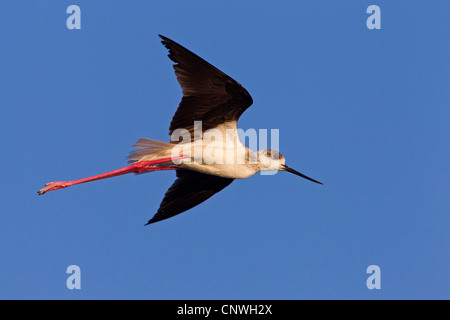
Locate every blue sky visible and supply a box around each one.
[0,1,449,299]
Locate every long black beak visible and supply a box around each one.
[281,164,323,185]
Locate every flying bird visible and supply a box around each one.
[38,35,322,225]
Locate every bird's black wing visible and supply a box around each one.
[159,35,253,139]
[146,170,234,225]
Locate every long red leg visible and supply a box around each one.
[38,156,186,195]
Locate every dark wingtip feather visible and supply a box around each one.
[158,34,171,46]
[145,217,158,226]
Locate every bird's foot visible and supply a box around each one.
[38,181,68,195]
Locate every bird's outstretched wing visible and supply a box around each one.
[159,35,253,139]
[146,170,234,225]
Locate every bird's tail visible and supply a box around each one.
[127,138,175,164]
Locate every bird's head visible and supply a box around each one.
[257,149,285,171]
[257,149,323,185]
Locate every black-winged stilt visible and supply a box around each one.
[38,35,322,225]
